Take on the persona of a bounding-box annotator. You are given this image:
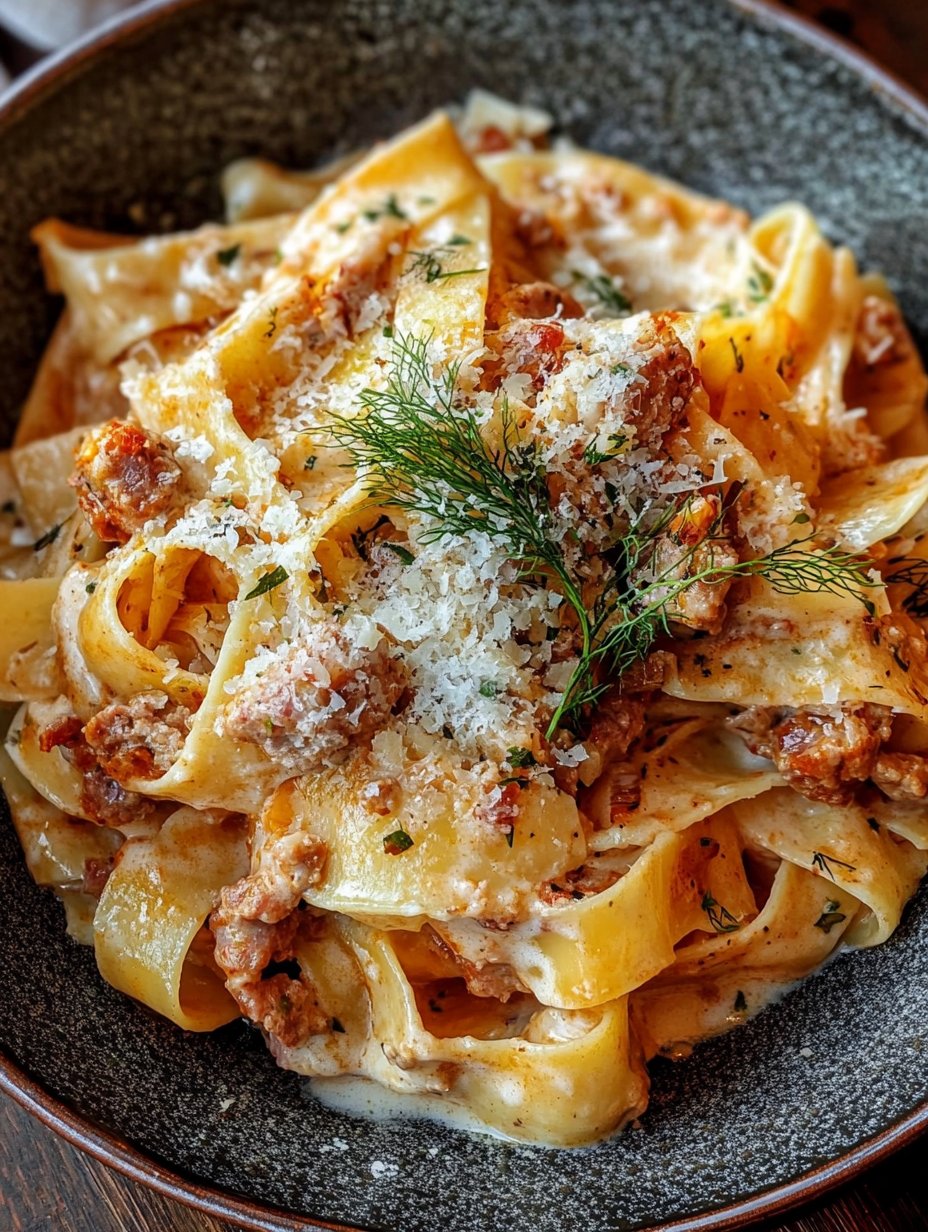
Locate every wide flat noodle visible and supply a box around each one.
[94,807,249,1030]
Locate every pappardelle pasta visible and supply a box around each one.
[3,93,928,1146]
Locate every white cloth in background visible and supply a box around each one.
[0,0,135,50]
[0,0,138,92]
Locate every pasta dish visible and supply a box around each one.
[2,95,927,1147]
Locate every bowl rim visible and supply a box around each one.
[1,0,927,1229]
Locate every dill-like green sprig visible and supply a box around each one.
[884,556,928,618]
[326,333,879,739]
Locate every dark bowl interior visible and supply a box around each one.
[1,2,927,1230]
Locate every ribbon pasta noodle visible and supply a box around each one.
[2,94,927,1147]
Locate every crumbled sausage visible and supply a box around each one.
[871,752,928,801]
[70,419,184,543]
[496,280,583,324]
[627,319,699,447]
[38,714,84,754]
[81,855,115,897]
[236,972,327,1048]
[79,763,159,828]
[221,622,406,775]
[210,901,327,1047]
[37,710,159,828]
[222,831,328,924]
[540,860,623,905]
[83,691,190,781]
[643,494,739,635]
[475,779,522,830]
[483,319,571,391]
[585,688,648,770]
[728,702,893,804]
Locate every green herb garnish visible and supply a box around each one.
[884,556,928,619]
[729,337,745,373]
[701,892,740,934]
[326,333,879,737]
[382,541,415,566]
[217,243,241,267]
[814,899,847,933]
[406,248,484,283]
[812,851,857,880]
[383,828,414,855]
[572,270,631,315]
[364,193,408,222]
[747,262,774,303]
[244,565,288,600]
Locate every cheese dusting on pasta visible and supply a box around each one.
[2,93,928,1146]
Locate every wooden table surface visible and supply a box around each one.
[3,1,928,1230]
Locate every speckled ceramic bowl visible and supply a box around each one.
[1,2,926,1229]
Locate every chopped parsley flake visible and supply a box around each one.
[216,243,241,267]
[701,891,740,933]
[382,828,414,855]
[572,270,631,314]
[382,541,415,566]
[244,565,288,600]
[814,899,847,933]
[364,193,407,222]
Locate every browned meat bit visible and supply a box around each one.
[471,124,514,154]
[641,494,739,635]
[585,688,648,768]
[425,929,525,1002]
[475,779,522,831]
[38,714,84,754]
[496,280,583,324]
[210,898,326,1047]
[514,207,558,251]
[854,295,916,369]
[627,320,699,447]
[482,319,571,391]
[81,855,115,897]
[457,963,524,1001]
[237,972,326,1047]
[221,831,328,924]
[83,691,191,782]
[871,752,928,801]
[79,764,158,828]
[728,702,893,805]
[37,710,159,827]
[220,622,406,775]
[540,860,623,905]
[559,689,649,797]
[70,419,184,543]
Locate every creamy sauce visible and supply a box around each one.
[308,1075,534,1146]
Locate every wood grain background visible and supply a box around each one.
[2,1,928,1229]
